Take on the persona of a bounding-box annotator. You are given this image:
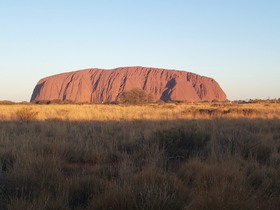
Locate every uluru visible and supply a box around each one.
[30,66,227,103]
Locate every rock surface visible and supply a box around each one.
[30,66,227,103]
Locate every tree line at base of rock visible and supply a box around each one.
[32,88,154,105]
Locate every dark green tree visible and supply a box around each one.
[119,88,154,104]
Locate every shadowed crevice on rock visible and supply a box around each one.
[160,78,176,102]
[63,74,75,100]
[30,82,45,102]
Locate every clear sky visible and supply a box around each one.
[0,0,279,101]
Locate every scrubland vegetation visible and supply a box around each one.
[0,100,279,121]
[0,101,280,209]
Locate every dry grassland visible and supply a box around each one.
[0,101,279,209]
[0,101,279,121]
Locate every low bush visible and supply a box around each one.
[131,167,187,210]
[119,88,154,104]
[15,107,38,121]
[1,152,15,173]
[0,100,15,105]
[155,124,210,158]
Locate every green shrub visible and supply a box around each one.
[119,88,154,104]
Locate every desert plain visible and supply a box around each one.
[0,100,280,209]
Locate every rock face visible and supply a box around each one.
[30,66,227,103]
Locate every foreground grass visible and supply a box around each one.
[0,102,279,209]
[0,119,280,209]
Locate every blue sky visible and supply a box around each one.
[0,0,279,101]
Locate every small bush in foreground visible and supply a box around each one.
[1,152,15,173]
[156,125,210,158]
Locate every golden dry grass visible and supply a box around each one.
[0,101,279,121]
[0,101,280,209]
